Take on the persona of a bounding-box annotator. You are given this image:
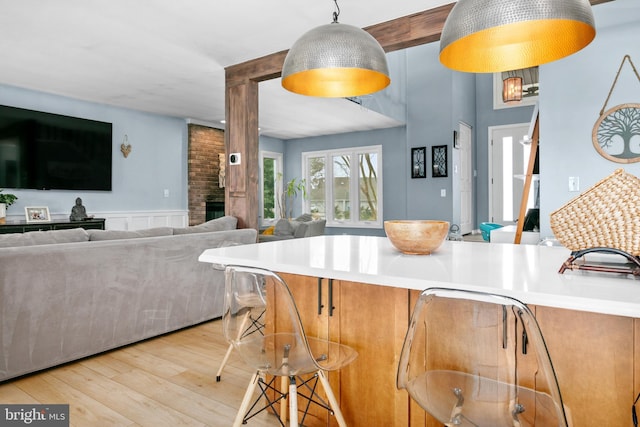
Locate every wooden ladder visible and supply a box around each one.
[514,112,539,244]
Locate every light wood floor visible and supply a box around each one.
[0,320,282,427]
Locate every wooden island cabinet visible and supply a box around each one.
[200,235,640,426]
[280,273,410,426]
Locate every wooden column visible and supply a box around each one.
[225,80,259,230]
[225,52,286,230]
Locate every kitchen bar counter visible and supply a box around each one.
[200,235,640,426]
[199,235,640,318]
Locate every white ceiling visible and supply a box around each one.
[0,0,451,139]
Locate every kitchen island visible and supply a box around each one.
[200,235,640,426]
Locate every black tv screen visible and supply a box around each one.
[0,105,112,191]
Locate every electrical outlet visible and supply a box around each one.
[163,189,170,198]
[441,189,446,197]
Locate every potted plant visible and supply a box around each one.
[276,175,307,219]
[0,189,18,224]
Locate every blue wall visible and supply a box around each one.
[259,135,285,158]
[0,84,187,217]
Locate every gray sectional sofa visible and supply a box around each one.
[0,216,257,382]
[258,213,326,242]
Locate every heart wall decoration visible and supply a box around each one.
[120,135,132,158]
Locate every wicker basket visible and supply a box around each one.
[550,169,640,256]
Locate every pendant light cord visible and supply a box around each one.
[332,0,340,23]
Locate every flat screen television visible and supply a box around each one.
[0,105,112,191]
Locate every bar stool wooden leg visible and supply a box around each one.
[280,375,288,424]
[288,376,298,427]
[216,343,234,382]
[317,370,347,427]
[233,372,260,427]
[218,311,253,381]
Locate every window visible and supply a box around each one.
[259,151,283,227]
[303,145,382,228]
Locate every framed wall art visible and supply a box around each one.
[432,145,447,178]
[411,147,426,178]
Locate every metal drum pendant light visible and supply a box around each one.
[439,0,596,73]
[281,0,390,98]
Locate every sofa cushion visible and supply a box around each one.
[173,216,238,235]
[293,221,309,238]
[274,219,294,236]
[88,227,173,241]
[295,213,313,222]
[0,227,89,248]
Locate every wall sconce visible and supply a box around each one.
[411,147,426,179]
[503,76,523,103]
[432,145,448,178]
[120,135,132,158]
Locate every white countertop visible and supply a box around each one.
[199,235,640,318]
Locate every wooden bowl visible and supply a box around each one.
[384,220,450,255]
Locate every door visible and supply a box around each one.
[458,122,473,235]
[489,124,532,225]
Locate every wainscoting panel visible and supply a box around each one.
[101,210,189,230]
[3,210,189,231]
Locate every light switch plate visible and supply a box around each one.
[568,177,580,192]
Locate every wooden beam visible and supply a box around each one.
[364,3,454,53]
[226,51,287,87]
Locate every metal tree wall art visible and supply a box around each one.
[592,55,640,163]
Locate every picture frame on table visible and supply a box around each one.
[25,206,51,223]
[411,147,426,179]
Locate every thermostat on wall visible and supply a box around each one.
[229,153,241,165]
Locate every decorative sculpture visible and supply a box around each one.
[70,197,93,221]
